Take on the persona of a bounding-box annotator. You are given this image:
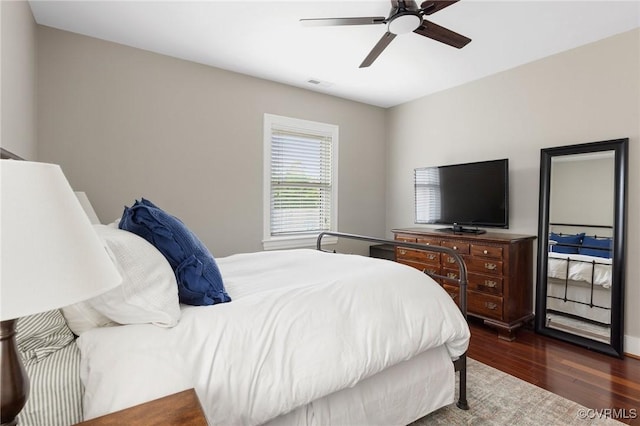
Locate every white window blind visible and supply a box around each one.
[263,114,338,249]
[415,167,441,224]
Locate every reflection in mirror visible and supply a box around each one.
[535,139,627,358]
[545,152,614,343]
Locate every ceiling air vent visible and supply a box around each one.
[306,78,333,88]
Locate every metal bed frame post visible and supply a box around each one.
[549,234,613,311]
[316,231,470,411]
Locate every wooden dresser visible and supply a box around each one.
[392,228,536,341]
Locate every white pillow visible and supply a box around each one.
[61,301,117,335]
[106,218,120,228]
[62,225,180,334]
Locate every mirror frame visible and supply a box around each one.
[535,138,628,358]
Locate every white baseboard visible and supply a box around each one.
[624,334,640,357]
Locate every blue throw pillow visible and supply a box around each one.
[579,236,613,258]
[119,199,231,306]
[549,232,584,254]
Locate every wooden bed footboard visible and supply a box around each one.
[316,231,470,411]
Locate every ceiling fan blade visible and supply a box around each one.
[300,17,386,27]
[359,32,397,68]
[420,0,460,15]
[414,19,471,48]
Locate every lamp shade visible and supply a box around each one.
[0,160,122,320]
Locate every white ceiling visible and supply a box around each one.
[29,1,640,108]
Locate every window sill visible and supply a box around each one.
[263,234,338,251]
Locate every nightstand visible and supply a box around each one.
[74,388,208,425]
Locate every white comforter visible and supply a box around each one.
[547,251,612,288]
[77,249,470,425]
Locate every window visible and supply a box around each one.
[415,167,441,224]
[263,114,338,250]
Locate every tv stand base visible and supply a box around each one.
[437,225,487,235]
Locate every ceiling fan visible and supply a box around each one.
[301,0,471,68]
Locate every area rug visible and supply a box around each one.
[411,358,623,425]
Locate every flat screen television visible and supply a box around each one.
[414,158,509,234]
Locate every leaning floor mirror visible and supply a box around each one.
[535,138,628,358]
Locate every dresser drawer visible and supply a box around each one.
[441,268,462,283]
[398,260,441,276]
[471,244,503,259]
[416,237,440,246]
[466,256,503,276]
[468,291,503,320]
[468,273,503,295]
[396,247,440,265]
[444,285,503,320]
[440,241,470,254]
[395,235,417,243]
[441,253,465,268]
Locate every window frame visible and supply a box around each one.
[263,113,338,250]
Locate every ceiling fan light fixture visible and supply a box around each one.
[387,13,422,35]
[301,0,469,68]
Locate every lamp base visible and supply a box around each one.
[1,319,29,426]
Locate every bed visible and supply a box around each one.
[14,197,471,426]
[545,225,613,325]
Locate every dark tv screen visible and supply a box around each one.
[415,159,509,229]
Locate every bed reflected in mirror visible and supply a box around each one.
[535,139,627,358]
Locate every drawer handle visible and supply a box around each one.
[447,272,458,279]
[483,249,488,255]
[484,262,497,271]
[485,302,498,310]
[399,249,406,255]
[422,268,436,275]
[446,257,456,264]
[427,254,436,260]
[484,280,497,288]
[453,246,458,250]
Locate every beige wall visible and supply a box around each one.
[36,26,387,258]
[387,29,640,353]
[1,0,37,160]
[550,156,615,226]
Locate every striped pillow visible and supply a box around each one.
[17,342,83,426]
[16,310,83,425]
[16,310,75,365]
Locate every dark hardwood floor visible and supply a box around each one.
[467,318,640,425]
